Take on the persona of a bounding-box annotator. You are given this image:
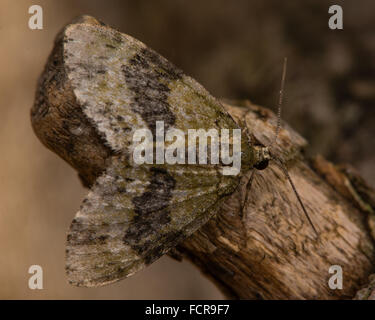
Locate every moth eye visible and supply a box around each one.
[254,159,269,171]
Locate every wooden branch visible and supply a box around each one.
[31,21,375,299]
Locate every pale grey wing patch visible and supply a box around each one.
[63,23,149,152]
[66,158,239,287]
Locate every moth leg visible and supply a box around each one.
[240,169,256,219]
[271,156,319,237]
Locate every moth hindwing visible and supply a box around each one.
[52,16,255,287]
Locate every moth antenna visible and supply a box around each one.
[270,57,287,148]
[271,156,319,237]
[240,169,256,217]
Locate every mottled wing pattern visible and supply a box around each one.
[62,17,254,286]
[66,159,236,286]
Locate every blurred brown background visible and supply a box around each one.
[0,0,374,299]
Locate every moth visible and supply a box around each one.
[31,15,316,287]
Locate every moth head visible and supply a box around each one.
[253,145,271,170]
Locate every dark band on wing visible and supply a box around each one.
[123,167,179,263]
[121,47,183,135]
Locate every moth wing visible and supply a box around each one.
[66,158,236,287]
